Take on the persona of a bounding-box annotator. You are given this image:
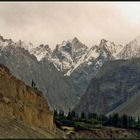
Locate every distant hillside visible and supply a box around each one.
[74,58,140,115]
[107,92,140,118]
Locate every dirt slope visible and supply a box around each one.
[0,64,62,138]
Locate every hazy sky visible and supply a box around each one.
[0,2,140,48]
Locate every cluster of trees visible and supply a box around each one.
[53,109,140,131]
[106,113,140,129]
[54,109,98,120]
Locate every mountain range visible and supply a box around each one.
[31,36,140,98]
[0,35,78,112]
[1,34,140,114]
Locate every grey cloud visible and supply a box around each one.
[0,2,140,48]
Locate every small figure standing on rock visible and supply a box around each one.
[31,80,36,88]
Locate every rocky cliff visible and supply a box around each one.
[0,64,55,131]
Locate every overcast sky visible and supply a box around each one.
[0,2,140,48]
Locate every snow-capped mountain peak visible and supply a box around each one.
[30,44,52,61]
[0,35,13,50]
[117,36,140,59]
[50,37,125,76]
[99,39,123,58]
[0,35,125,76]
[51,37,89,74]
[0,35,13,43]
[15,40,34,51]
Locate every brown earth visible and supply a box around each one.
[0,117,64,138]
[67,126,139,139]
[0,64,63,138]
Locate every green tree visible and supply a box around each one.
[88,113,93,119]
[100,114,108,125]
[59,109,64,117]
[81,112,86,119]
[67,110,72,120]
[121,114,128,128]
[54,109,58,117]
[127,116,135,128]
[138,117,140,126]
[71,110,76,119]
[113,113,119,127]
[138,117,140,137]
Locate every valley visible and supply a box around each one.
[53,109,140,139]
[0,34,140,138]
[1,2,140,139]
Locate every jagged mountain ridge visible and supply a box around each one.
[61,39,123,96]
[22,35,140,78]
[47,36,140,97]
[49,38,123,76]
[30,44,52,61]
[51,37,88,74]
[1,34,140,112]
[0,35,79,112]
[47,38,124,96]
[0,34,129,100]
[117,36,140,59]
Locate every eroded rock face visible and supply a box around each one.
[0,64,55,131]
